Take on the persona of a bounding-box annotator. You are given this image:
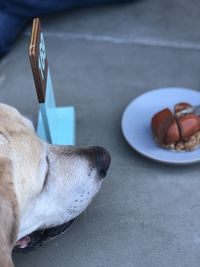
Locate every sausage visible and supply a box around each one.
[164,119,180,144]
[177,114,200,141]
[151,108,180,144]
[174,102,192,114]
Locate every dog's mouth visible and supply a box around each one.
[14,219,74,252]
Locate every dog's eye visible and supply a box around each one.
[41,156,49,191]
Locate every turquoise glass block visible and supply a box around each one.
[37,69,76,145]
[37,107,75,145]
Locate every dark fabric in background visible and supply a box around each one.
[0,0,133,55]
[0,0,131,16]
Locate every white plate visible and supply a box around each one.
[121,87,200,165]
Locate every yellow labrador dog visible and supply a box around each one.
[0,104,111,267]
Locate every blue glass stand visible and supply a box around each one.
[37,69,75,145]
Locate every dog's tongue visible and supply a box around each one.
[16,236,31,248]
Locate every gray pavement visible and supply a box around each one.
[1,0,200,266]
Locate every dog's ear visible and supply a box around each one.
[0,158,18,267]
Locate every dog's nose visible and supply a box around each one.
[86,146,111,178]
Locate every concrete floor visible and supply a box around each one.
[1,0,200,266]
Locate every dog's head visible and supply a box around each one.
[0,104,111,264]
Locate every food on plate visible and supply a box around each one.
[151,102,200,151]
